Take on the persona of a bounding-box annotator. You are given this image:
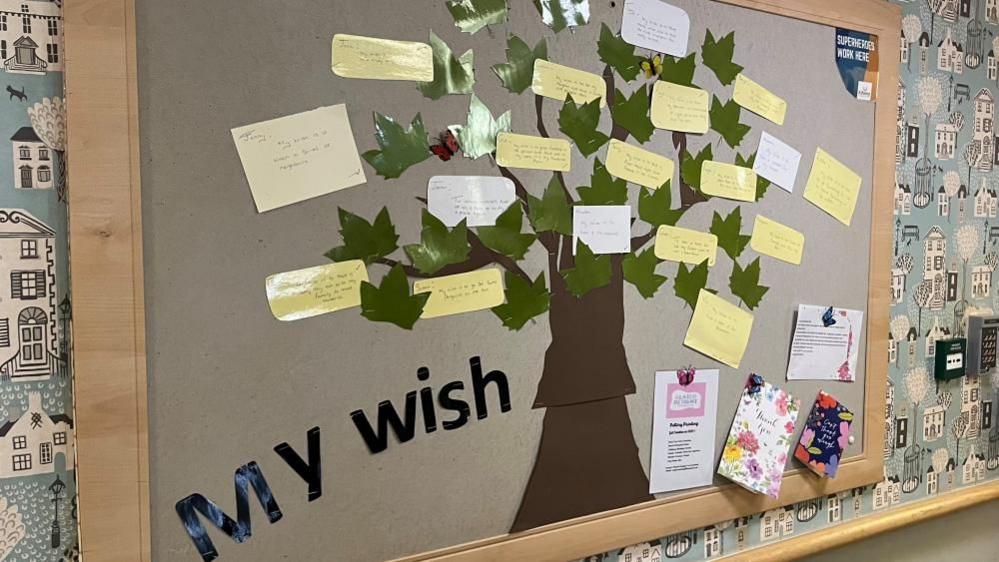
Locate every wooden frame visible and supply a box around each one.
[61,0,942,561]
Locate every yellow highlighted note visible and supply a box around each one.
[605,140,674,189]
[495,132,571,172]
[654,226,718,266]
[331,34,434,81]
[414,268,506,319]
[266,260,369,321]
[751,215,804,265]
[650,81,710,134]
[803,148,863,226]
[733,74,787,125]
[700,161,757,202]
[684,290,754,369]
[532,59,606,107]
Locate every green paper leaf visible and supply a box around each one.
[492,272,550,330]
[326,207,399,264]
[611,86,655,144]
[533,0,590,33]
[476,203,537,260]
[561,241,612,298]
[492,35,548,94]
[623,248,668,299]
[680,144,713,190]
[578,158,628,205]
[659,53,697,87]
[729,257,769,310]
[451,94,512,159]
[710,207,751,261]
[702,30,744,86]
[360,265,430,330]
[709,96,751,149]
[638,182,685,228]
[417,32,475,100]
[674,260,714,309]
[559,94,610,157]
[447,0,508,34]
[527,174,573,235]
[598,23,643,81]
[362,113,431,180]
[734,151,771,200]
[403,211,471,275]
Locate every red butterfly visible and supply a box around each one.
[430,130,461,161]
[677,366,696,386]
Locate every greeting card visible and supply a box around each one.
[717,375,800,498]
[794,391,853,478]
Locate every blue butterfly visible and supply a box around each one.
[747,373,765,396]
[822,306,837,328]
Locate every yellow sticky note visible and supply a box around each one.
[803,148,863,226]
[331,34,434,81]
[654,226,718,266]
[751,215,805,265]
[265,260,369,321]
[414,268,506,319]
[531,59,606,107]
[700,161,758,202]
[605,140,674,189]
[495,132,571,172]
[683,290,754,369]
[650,81,710,134]
[732,74,787,125]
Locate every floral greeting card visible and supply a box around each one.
[717,375,800,498]
[794,391,853,478]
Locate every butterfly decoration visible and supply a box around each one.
[430,129,461,162]
[746,373,764,396]
[822,306,837,328]
[677,366,696,386]
[641,53,663,79]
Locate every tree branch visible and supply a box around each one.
[497,165,559,255]
[631,229,656,252]
[602,65,629,142]
[674,131,707,209]
[534,94,574,204]
[374,232,532,283]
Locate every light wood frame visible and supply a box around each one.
[62,0,928,561]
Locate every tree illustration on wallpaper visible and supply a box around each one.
[326,5,773,531]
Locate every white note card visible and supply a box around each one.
[786,305,865,382]
[753,132,801,193]
[650,369,720,494]
[622,0,690,57]
[427,176,516,227]
[573,205,632,255]
[231,105,366,213]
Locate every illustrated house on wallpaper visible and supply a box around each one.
[907,114,921,157]
[894,181,912,215]
[0,391,72,477]
[937,185,949,217]
[759,507,794,543]
[732,517,750,552]
[702,526,722,559]
[926,462,939,495]
[885,379,895,459]
[889,329,898,363]
[923,404,945,441]
[618,540,662,562]
[934,122,958,160]
[896,79,906,164]
[923,226,947,306]
[973,88,996,171]
[10,127,51,190]
[962,376,982,439]
[826,492,845,523]
[895,412,909,449]
[962,446,987,484]
[926,317,951,357]
[963,0,974,18]
[937,28,965,74]
[973,178,998,218]
[972,264,992,298]
[0,209,59,382]
[0,0,61,75]
[946,259,959,301]
[989,49,999,81]
[989,0,999,24]
[872,472,901,510]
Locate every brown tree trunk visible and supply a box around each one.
[511,259,652,532]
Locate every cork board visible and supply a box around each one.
[133,0,893,560]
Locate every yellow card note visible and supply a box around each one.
[265,260,369,321]
[751,215,805,265]
[495,132,571,172]
[414,268,505,319]
[331,34,434,81]
[683,290,754,369]
[605,140,674,189]
[654,226,718,266]
[650,81,710,134]
[531,59,606,107]
[700,161,758,202]
[732,74,787,125]
[803,148,863,226]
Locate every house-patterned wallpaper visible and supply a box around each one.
[584,1,999,560]
[0,0,77,561]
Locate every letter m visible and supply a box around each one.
[175,461,283,562]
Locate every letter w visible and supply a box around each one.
[175,461,283,562]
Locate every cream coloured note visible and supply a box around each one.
[700,161,757,202]
[683,290,754,369]
[531,59,606,107]
[231,105,366,213]
[414,269,506,319]
[605,139,675,189]
[750,215,805,265]
[732,74,787,125]
[331,34,433,81]
[803,148,863,226]
[266,260,369,321]
[495,133,571,171]
[654,226,718,266]
[650,81,710,133]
